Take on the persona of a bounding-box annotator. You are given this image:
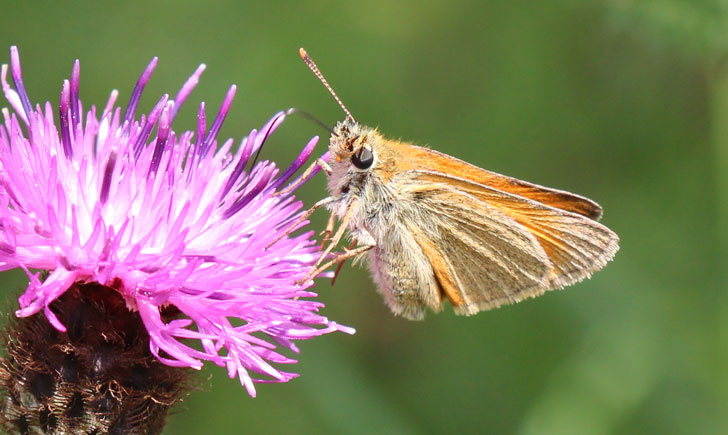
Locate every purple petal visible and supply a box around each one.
[0,48,352,396]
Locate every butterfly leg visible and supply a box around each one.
[331,240,357,285]
[299,242,375,285]
[265,195,338,249]
[313,196,358,266]
[319,212,337,248]
[297,196,362,283]
[274,157,332,196]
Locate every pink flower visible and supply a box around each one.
[0,46,352,397]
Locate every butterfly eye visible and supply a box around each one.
[351,147,374,169]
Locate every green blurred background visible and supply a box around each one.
[0,1,725,434]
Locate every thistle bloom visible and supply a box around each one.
[0,47,352,397]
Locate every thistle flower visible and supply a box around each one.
[0,46,351,432]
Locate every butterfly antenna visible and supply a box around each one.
[299,48,356,122]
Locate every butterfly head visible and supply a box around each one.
[330,119,381,173]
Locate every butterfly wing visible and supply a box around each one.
[395,181,556,314]
[386,168,618,315]
[394,143,605,220]
[417,170,618,285]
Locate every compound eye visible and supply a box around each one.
[351,147,374,169]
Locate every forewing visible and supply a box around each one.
[410,171,619,289]
[400,182,554,315]
[396,144,604,219]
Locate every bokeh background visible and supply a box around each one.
[0,1,725,434]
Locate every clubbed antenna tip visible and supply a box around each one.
[298,47,355,123]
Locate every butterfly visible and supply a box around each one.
[279,48,619,320]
